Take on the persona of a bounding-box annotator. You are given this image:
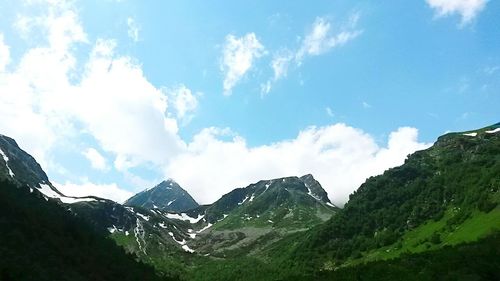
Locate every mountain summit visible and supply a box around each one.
[125,179,199,212]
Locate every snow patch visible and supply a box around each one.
[196,223,213,233]
[187,228,196,239]
[463,132,477,137]
[182,245,195,253]
[58,196,96,204]
[136,212,150,221]
[134,218,146,254]
[263,180,273,193]
[0,148,14,177]
[168,232,185,244]
[326,202,336,208]
[249,194,255,202]
[305,182,322,202]
[168,232,195,253]
[486,128,500,134]
[165,212,205,224]
[238,195,249,205]
[108,226,117,233]
[268,220,273,223]
[38,183,95,204]
[167,199,176,206]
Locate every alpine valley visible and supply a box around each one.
[0,123,499,281]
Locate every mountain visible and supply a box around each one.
[1,133,337,276]
[189,174,336,226]
[182,174,337,258]
[0,136,175,281]
[0,133,195,278]
[3,123,499,281]
[101,173,338,273]
[125,179,199,212]
[0,134,101,204]
[258,123,500,279]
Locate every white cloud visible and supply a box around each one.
[0,1,185,196]
[56,181,133,203]
[296,16,362,63]
[73,39,185,170]
[271,50,294,81]
[165,85,199,124]
[263,15,361,94]
[326,107,334,117]
[260,81,272,96]
[83,148,108,170]
[220,33,265,95]
[0,1,87,167]
[362,101,372,109]
[0,2,431,209]
[127,17,140,42]
[0,33,10,72]
[426,0,487,25]
[165,124,431,206]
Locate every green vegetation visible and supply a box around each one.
[177,232,500,281]
[354,207,500,263]
[317,233,500,281]
[0,179,176,281]
[267,128,500,273]
[1,125,499,281]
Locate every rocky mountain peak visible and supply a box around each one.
[125,179,199,212]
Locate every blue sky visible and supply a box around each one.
[0,0,498,205]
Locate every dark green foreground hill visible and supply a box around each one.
[187,124,500,280]
[0,179,176,281]
[260,124,500,279]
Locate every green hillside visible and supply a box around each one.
[0,179,175,281]
[264,123,500,277]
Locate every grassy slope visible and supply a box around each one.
[350,207,500,264]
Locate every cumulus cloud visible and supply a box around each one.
[165,85,200,124]
[56,181,133,203]
[426,0,488,25]
[0,2,430,207]
[221,33,265,95]
[0,1,87,167]
[0,0,185,197]
[127,17,140,42]
[83,148,108,170]
[73,39,185,170]
[165,124,431,206]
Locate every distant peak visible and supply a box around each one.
[300,174,314,180]
[126,179,199,212]
[164,178,177,183]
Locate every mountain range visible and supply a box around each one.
[0,123,499,280]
